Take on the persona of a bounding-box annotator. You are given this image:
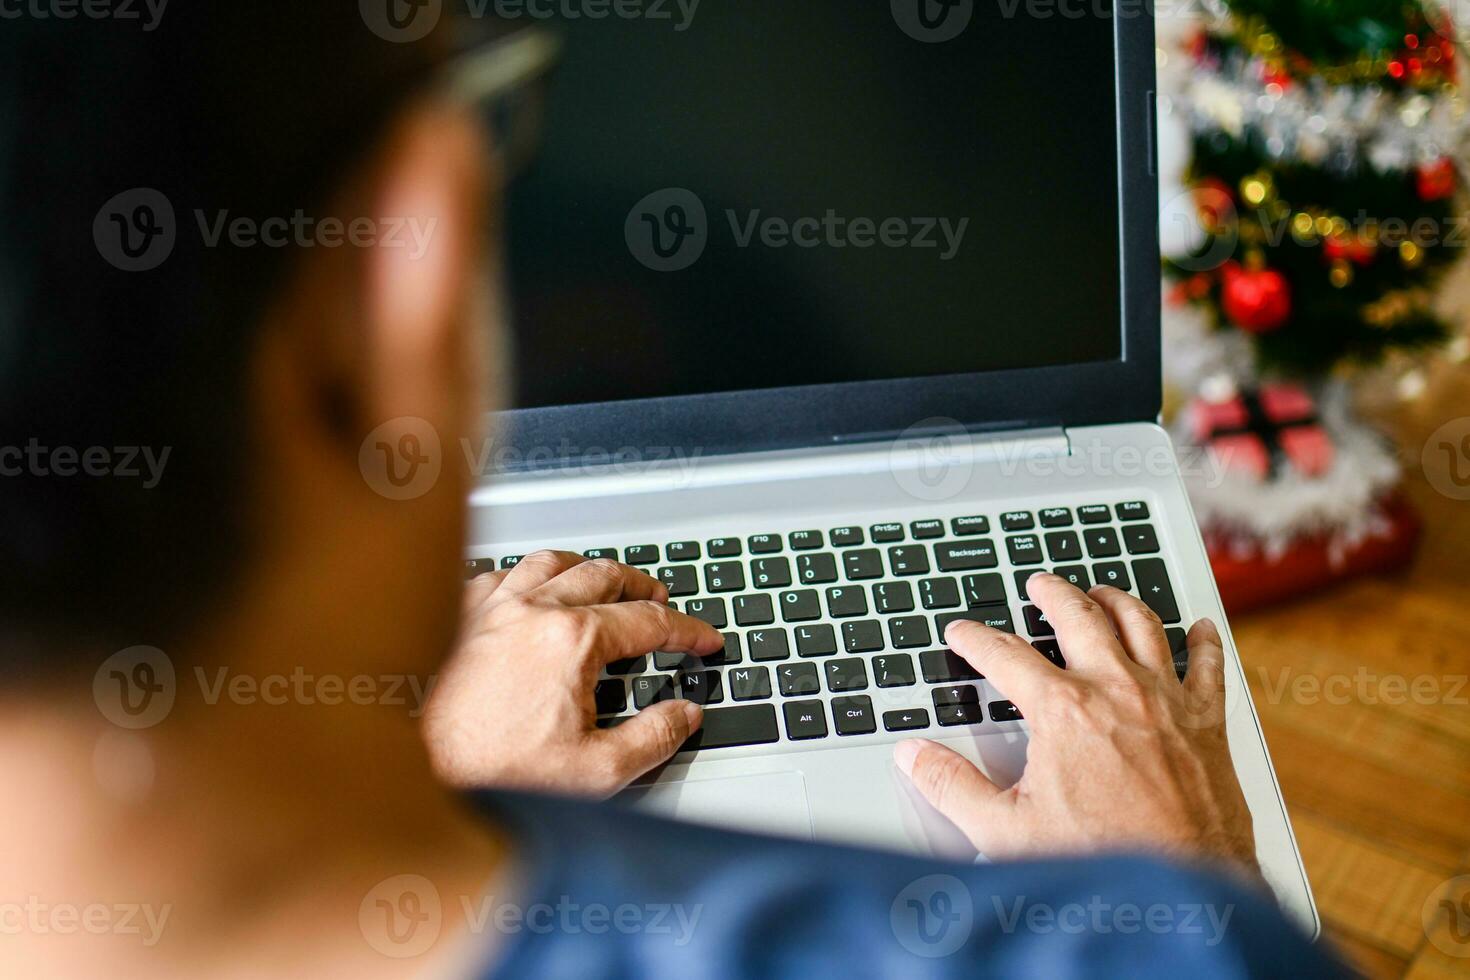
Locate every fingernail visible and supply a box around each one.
[893,739,924,776]
[944,619,977,643]
[1197,617,1219,636]
[1027,571,1052,585]
[681,700,703,728]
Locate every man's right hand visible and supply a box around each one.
[894,572,1259,875]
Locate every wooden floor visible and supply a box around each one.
[1229,366,1470,977]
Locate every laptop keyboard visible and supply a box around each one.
[466,500,1190,758]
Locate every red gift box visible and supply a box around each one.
[1190,383,1335,481]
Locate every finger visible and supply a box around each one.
[1087,586,1172,676]
[943,619,1060,714]
[531,558,668,607]
[894,739,1012,853]
[495,550,588,596]
[595,700,703,791]
[463,570,509,612]
[585,601,725,666]
[1027,573,1129,674]
[1182,617,1227,707]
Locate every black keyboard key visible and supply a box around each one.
[1000,511,1035,532]
[920,649,983,683]
[951,515,990,536]
[1039,507,1073,528]
[936,702,984,726]
[584,548,619,561]
[779,589,822,622]
[1093,561,1131,590]
[935,606,1016,640]
[678,669,724,705]
[1078,504,1112,524]
[682,704,780,750]
[1014,570,1034,601]
[934,539,998,572]
[748,533,783,554]
[825,586,869,618]
[844,549,885,580]
[887,546,930,577]
[1006,535,1044,566]
[1084,527,1122,558]
[933,684,980,706]
[870,522,905,543]
[707,537,743,558]
[918,577,961,610]
[842,620,884,654]
[888,616,933,649]
[1044,531,1083,563]
[1052,565,1091,591]
[1165,627,1189,679]
[747,627,791,662]
[778,662,820,696]
[751,557,793,589]
[624,545,659,566]
[594,679,626,715]
[605,654,647,676]
[789,530,823,551]
[632,675,673,709]
[873,581,916,613]
[797,553,839,585]
[666,541,700,562]
[714,632,742,665]
[960,572,1006,607]
[659,566,698,597]
[734,593,775,626]
[1032,638,1066,668]
[989,700,1024,722]
[1132,558,1181,623]
[832,695,877,735]
[783,699,828,739]
[464,558,495,579]
[1123,524,1160,555]
[795,624,837,658]
[729,666,773,701]
[703,562,746,593]
[830,526,865,547]
[500,555,523,568]
[883,708,931,732]
[685,597,727,629]
[1118,500,1150,521]
[873,654,917,688]
[825,658,869,692]
[910,519,945,540]
[1022,604,1053,636]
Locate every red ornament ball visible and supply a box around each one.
[1221,262,1291,334]
[1416,158,1457,201]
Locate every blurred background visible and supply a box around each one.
[1153,2,1470,975]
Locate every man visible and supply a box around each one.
[0,6,1341,977]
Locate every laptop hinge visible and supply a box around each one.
[473,426,1072,506]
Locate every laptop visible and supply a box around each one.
[466,1,1318,935]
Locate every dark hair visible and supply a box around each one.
[0,6,444,663]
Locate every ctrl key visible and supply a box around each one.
[832,695,877,736]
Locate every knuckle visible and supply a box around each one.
[585,558,625,583]
[543,608,591,649]
[1042,681,1091,724]
[1055,595,1101,620]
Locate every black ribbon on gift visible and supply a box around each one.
[1204,387,1320,480]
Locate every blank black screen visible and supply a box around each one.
[506,2,1123,409]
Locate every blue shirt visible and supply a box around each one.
[476,792,1343,979]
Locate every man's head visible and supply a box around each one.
[0,6,501,679]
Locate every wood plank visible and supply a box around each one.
[1322,927,1411,980]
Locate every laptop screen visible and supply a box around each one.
[505,3,1122,411]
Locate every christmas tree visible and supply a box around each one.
[1165,0,1467,378]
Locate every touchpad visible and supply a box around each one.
[625,771,814,841]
